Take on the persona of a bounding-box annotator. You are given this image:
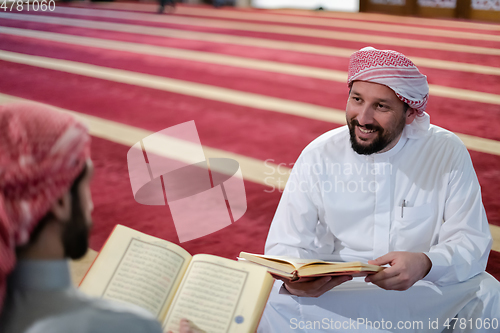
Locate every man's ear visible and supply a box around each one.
[405,108,418,125]
[49,192,72,223]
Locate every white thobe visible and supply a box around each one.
[260,114,500,332]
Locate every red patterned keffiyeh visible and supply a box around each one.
[0,102,90,312]
[348,47,429,115]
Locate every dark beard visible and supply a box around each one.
[62,189,90,260]
[348,116,406,155]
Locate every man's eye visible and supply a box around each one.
[352,97,361,102]
[378,104,387,109]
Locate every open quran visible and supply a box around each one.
[79,225,274,333]
[238,252,383,281]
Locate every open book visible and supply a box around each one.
[79,225,274,333]
[238,252,383,281]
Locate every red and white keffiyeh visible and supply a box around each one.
[348,47,429,115]
[0,102,90,312]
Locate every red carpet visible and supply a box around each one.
[0,3,499,280]
[12,9,500,67]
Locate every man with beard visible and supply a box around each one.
[258,47,499,332]
[0,103,200,333]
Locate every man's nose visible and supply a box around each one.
[356,105,375,126]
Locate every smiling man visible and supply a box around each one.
[258,47,499,332]
[347,81,414,156]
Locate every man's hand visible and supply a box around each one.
[365,252,431,291]
[281,275,353,297]
[168,319,205,333]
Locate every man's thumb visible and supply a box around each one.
[368,253,392,265]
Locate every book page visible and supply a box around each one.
[299,261,382,276]
[239,252,325,271]
[162,254,273,333]
[79,225,192,321]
